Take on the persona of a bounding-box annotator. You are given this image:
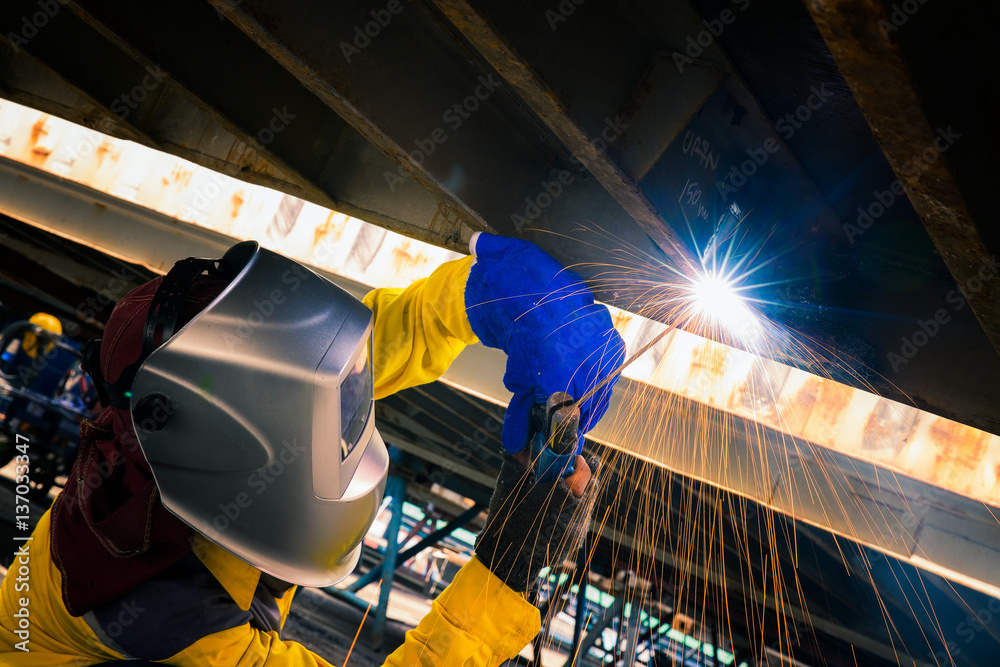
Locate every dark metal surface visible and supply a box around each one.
[0,215,154,337]
[808,0,1000,351]
[0,0,482,248]
[802,0,1000,428]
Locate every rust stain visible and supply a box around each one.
[925,419,989,486]
[391,239,428,276]
[311,211,346,249]
[612,310,635,331]
[862,399,916,458]
[28,117,51,161]
[170,165,192,188]
[782,377,821,431]
[729,359,787,424]
[230,190,245,219]
[29,117,47,146]
[686,340,727,395]
[93,141,114,170]
[427,203,461,239]
[805,376,852,430]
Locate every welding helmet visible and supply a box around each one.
[84,241,388,587]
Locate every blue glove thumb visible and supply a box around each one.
[501,390,538,458]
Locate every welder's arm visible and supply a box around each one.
[180,581,533,667]
[381,453,598,667]
[381,556,540,667]
[363,255,478,400]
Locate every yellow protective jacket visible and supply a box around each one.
[0,255,541,666]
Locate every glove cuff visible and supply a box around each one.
[469,231,483,259]
[475,453,596,592]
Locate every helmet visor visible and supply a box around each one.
[341,334,373,460]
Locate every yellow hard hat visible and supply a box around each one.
[29,312,63,335]
[24,312,62,358]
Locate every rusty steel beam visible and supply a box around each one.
[0,10,326,206]
[0,0,485,252]
[207,0,492,246]
[805,0,1000,361]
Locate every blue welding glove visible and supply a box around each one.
[465,233,626,456]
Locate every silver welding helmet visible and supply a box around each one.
[125,241,387,587]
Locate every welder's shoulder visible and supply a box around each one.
[0,513,319,666]
[81,550,259,661]
[65,542,328,665]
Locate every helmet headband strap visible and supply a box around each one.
[92,256,231,409]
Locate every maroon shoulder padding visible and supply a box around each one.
[50,275,228,616]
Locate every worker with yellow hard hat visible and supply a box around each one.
[21,311,63,359]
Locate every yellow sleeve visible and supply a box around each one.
[162,625,337,667]
[382,556,540,667]
[0,511,127,665]
[364,255,478,400]
[166,558,537,667]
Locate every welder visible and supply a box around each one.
[0,232,625,665]
[0,311,64,392]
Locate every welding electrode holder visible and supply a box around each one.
[530,391,581,484]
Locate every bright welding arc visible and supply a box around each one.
[689,271,761,341]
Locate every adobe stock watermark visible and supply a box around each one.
[673,0,751,73]
[7,331,62,388]
[10,541,31,651]
[843,126,960,244]
[182,106,296,218]
[878,0,929,39]
[212,438,307,531]
[860,544,1000,664]
[511,115,628,230]
[5,0,67,54]
[715,84,834,200]
[61,129,110,170]
[101,599,146,640]
[110,65,167,121]
[339,0,405,64]
[221,264,311,350]
[544,0,587,31]
[383,74,502,192]
[928,596,1000,664]
[887,254,998,372]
